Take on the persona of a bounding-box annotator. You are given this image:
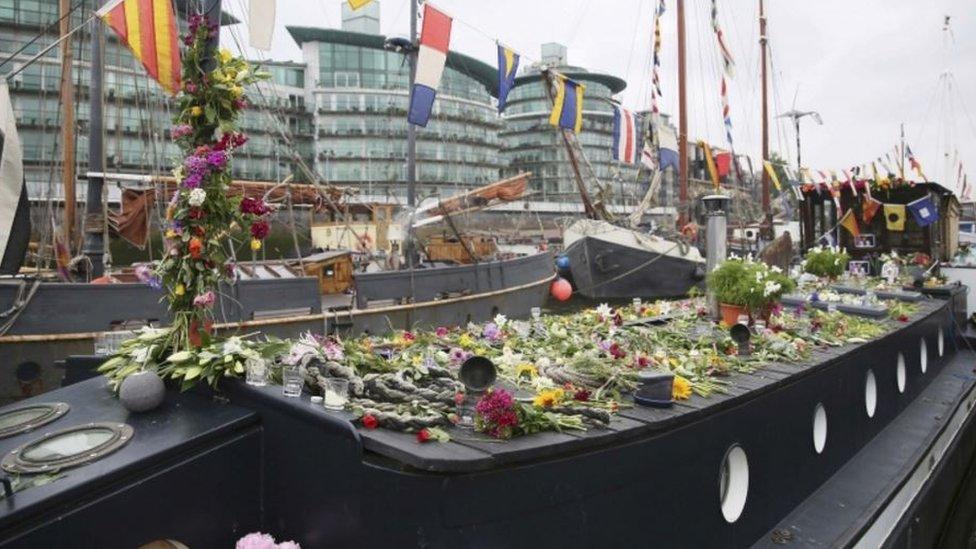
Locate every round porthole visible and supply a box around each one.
[865,370,878,418]
[938,328,945,357]
[920,338,928,373]
[719,445,749,523]
[812,403,827,454]
[2,422,133,474]
[896,354,906,394]
[0,403,69,439]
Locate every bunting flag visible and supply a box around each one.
[839,209,860,237]
[714,150,732,178]
[862,197,882,224]
[548,74,585,133]
[905,145,927,181]
[408,4,452,127]
[347,0,373,10]
[710,0,735,77]
[871,161,884,188]
[907,195,939,227]
[884,204,906,231]
[651,0,665,113]
[248,0,275,51]
[843,169,857,196]
[657,123,679,171]
[496,44,519,114]
[700,141,720,189]
[97,0,181,95]
[612,106,639,164]
[51,218,72,281]
[720,76,733,148]
[763,160,781,191]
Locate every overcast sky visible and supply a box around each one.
[220,0,975,192]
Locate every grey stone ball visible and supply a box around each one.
[119,371,166,412]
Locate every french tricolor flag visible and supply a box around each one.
[408,4,452,127]
[612,106,639,165]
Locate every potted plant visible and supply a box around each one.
[802,245,850,279]
[708,257,795,325]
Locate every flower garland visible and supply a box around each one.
[156,15,271,349]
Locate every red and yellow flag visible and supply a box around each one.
[98,0,181,95]
[839,209,860,237]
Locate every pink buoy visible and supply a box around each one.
[550,278,572,301]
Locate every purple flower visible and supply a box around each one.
[182,172,203,188]
[809,292,820,302]
[448,347,471,366]
[206,150,227,168]
[482,322,500,341]
[184,155,208,173]
[134,264,163,290]
[435,326,449,338]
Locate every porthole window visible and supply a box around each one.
[896,353,906,394]
[812,403,827,454]
[865,370,878,418]
[0,402,69,439]
[1,422,133,474]
[938,328,945,357]
[719,445,749,523]
[920,338,928,373]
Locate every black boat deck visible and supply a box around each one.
[239,298,950,474]
[0,379,262,548]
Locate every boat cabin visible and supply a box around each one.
[311,203,401,254]
[423,233,497,264]
[294,250,354,295]
[799,181,960,262]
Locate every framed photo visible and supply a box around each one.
[849,260,870,277]
[853,234,876,249]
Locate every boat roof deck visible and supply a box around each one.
[241,297,951,473]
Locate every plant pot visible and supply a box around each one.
[719,303,749,326]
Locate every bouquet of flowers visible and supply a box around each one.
[708,257,795,312]
[474,388,585,439]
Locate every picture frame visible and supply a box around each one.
[853,234,876,249]
[849,260,870,277]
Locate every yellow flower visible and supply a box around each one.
[250,238,262,251]
[218,48,233,64]
[673,376,692,400]
[174,284,185,297]
[230,86,244,99]
[189,106,203,117]
[411,355,422,366]
[458,333,474,350]
[165,229,177,239]
[533,388,564,408]
[515,363,538,379]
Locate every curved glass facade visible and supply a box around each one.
[501,68,643,204]
[305,34,503,201]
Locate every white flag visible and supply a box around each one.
[249,0,276,51]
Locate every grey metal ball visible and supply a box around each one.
[119,371,166,413]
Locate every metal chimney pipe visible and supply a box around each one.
[702,195,730,319]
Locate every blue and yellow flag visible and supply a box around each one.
[497,44,519,114]
[549,75,584,134]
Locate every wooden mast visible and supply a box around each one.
[676,0,688,227]
[759,0,771,225]
[58,0,76,245]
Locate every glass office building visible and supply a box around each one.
[500,43,643,205]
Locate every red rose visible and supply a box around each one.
[573,388,591,402]
[454,392,465,406]
[250,220,270,240]
[188,237,203,259]
[362,414,378,430]
[898,314,909,322]
[416,429,431,443]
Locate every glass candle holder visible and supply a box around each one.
[281,365,302,398]
[632,297,642,309]
[530,307,542,320]
[322,377,349,411]
[245,357,268,387]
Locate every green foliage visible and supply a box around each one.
[803,246,850,278]
[707,257,796,310]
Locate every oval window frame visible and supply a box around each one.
[1,422,133,474]
[0,402,69,440]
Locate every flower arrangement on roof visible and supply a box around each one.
[802,245,850,279]
[708,256,795,313]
